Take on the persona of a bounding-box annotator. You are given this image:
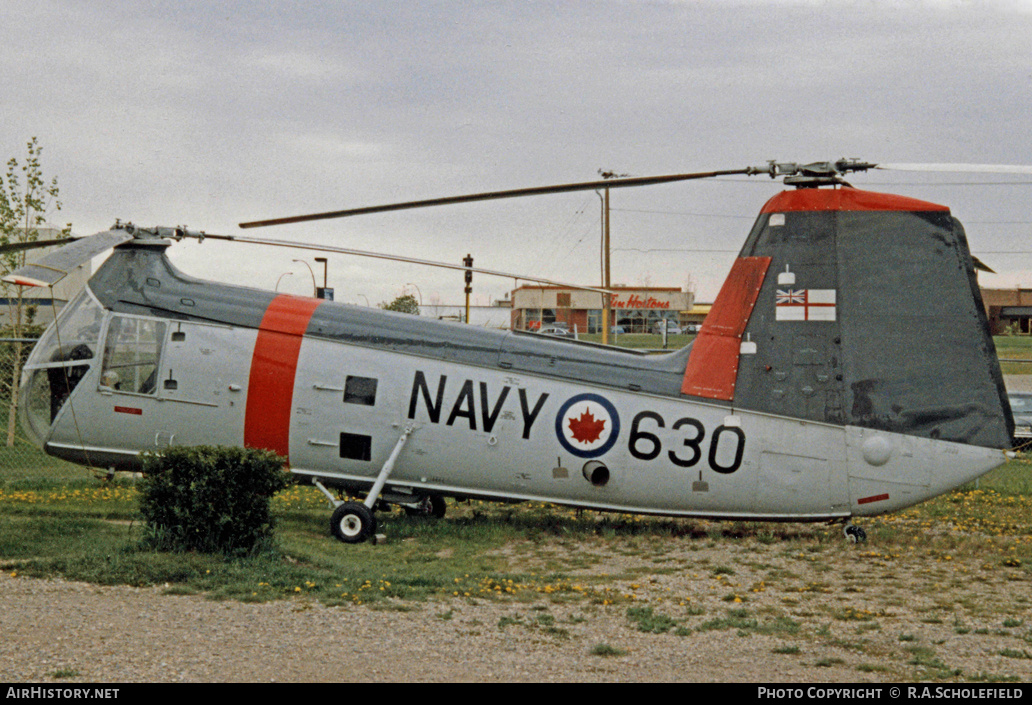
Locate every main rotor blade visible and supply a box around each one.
[238,168,754,229]
[202,233,614,294]
[971,255,996,274]
[2,231,132,287]
[0,237,80,255]
[876,163,1032,175]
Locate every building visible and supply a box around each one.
[0,226,89,331]
[683,302,712,330]
[982,288,1032,335]
[419,302,513,328]
[510,285,693,334]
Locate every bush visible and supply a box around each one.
[139,445,291,555]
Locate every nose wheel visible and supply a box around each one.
[320,425,416,545]
[330,502,377,544]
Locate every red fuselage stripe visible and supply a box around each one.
[244,295,323,461]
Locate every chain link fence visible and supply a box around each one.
[0,337,93,487]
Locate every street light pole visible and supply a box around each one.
[292,259,317,297]
[314,257,328,288]
[313,257,332,299]
[275,272,294,291]
[405,282,423,307]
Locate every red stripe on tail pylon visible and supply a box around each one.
[681,257,771,401]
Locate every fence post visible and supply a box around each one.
[6,339,21,447]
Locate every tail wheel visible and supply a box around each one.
[428,494,447,519]
[330,502,376,544]
[844,524,867,544]
[404,494,447,519]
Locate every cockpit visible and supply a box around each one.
[19,288,105,446]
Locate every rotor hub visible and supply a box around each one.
[754,158,877,188]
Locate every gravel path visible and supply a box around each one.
[4,515,1032,684]
[0,573,867,683]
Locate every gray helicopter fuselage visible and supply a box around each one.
[20,216,1006,522]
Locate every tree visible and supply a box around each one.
[379,293,420,315]
[0,138,72,445]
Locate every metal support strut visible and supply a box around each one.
[311,425,416,509]
[364,425,415,509]
[321,425,418,544]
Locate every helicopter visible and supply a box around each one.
[2,159,1017,544]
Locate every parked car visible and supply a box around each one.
[685,323,702,333]
[1008,391,1032,448]
[652,320,682,335]
[538,325,575,339]
[610,325,625,335]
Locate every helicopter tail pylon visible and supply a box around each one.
[681,185,1012,451]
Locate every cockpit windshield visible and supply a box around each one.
[20,288,104,445]
[27,287,104,367]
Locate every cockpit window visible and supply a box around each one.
[100,316,166,395]
[20,288,104,444]
[26,288,104,369]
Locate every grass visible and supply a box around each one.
[571,332,696,350]
[992,335,1032,375]
[589,643,628,657]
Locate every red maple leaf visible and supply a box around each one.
[568,408,606,444]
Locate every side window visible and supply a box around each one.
[101,316,166,395]
[344,376,378,406]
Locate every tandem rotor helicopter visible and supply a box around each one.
[4,158,1024,544]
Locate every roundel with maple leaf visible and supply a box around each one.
[554,393,621,458]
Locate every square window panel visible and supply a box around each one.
[339,432,372,461]
[344,376,378,406]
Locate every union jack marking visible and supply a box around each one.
[775,289,836,321]
[776,289,806,305]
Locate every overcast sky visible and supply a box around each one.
[2,0,1031,307]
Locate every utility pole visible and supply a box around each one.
[463,253,473,324]
[597,170,627,345]
[602,187,612,346]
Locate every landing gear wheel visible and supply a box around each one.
[844,524,867,544]
[405,494,447,519]
[428,494,446,519]
[330,502,376,544]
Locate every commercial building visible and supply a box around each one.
[510,285,693,334]
[982,288,1032,335]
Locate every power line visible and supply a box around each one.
[611,207,753,219]
[613,247,739,253]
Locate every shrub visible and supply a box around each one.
[139,445,290,555]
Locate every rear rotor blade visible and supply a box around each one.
[238,168,754,229]
[201,232,614,294]
[876,163,1032,175]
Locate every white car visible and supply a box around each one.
[1008,392,1032,447]
[538,325,575,339]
